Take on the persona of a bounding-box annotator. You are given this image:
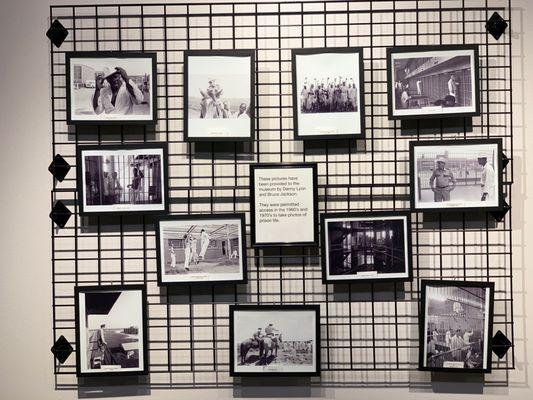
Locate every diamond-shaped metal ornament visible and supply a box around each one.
[502,152,510,170]
[46,19,69,48]
[486,12,508,40]
[51,335,73,364]
[48,154,71,182]
[50,201,72,228]
[492,330,512,359]
[490,201,510,223]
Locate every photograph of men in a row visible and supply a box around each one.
[411,140,502,211]
[420,280,494,373]
[156,214,247,285]
[230,305,320,376]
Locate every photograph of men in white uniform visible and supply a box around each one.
[158,218,245,283]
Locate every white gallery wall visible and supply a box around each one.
[0,0,532,399]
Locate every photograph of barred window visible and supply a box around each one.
[155,214,247,285]
[321,212,412,283]
[410,139,502,211]
[419,280,494,373]
[75,285,148,377]
[77,144,168,215]
[66,52,157,124]
[387,45,479,119]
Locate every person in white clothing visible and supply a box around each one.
[478,157,495,201]
[92,66,144,115]
[190,235,199,264]
[447,73,459,103]
[183,234,192,272]
[199,229,211,260]
[236,103,249,118]
[169,245,177,270]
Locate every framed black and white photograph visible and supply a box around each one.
[76,143,169,216]
[75,285,148,377]
[387,45,479,119]
[66,52,157,125]
[250,163,319,247]
[184,49,255,141]
[229,305,320,376]
[410,139,503,212]
[321,211,412,284]
[155,213,247,286]
[291,47,365,139]
[419,280,494,373]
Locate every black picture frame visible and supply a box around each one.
[76,143,169,216]
[249,163,319,247]
[154,213,248,286]
[74,284,149,377]
[65,51,157,125]
[418,279,494,374]
[183,49,255,142]
[386,44,480,120]
[409,138,504,213]
[229,304,321,377]
[320,210,413,284]
[291,47,365,140]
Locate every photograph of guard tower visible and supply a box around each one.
[411,140,501,211]
[75,285,147,376]
[420,280,494,373]
[388,46,478,118]
[156,214,247,285]
[77,144,167,215]
[322,212,411,283]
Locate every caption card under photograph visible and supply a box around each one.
[229,305,321,376]
[410,139,503,212]
[75,285,148,377]
[250,163,319,247]
[292,47,365,139]
[76,143,168,216]
[321,211,412,283]
[66,52,157,125]
[419,280,494,373]
[184,49,255,141]
[155,214,247,285]
[387,45,479,120]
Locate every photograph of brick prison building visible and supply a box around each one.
[327,218,406,277]
[393,55,472,110]
[425,285,488,370]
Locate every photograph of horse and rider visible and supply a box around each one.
[185,51,254,139]
[231,307,319,374]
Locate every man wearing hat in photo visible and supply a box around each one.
[429,156,456,202]
[478,156,495,201]
[92,66,144,115]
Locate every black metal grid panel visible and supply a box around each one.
[49,0,514,390]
